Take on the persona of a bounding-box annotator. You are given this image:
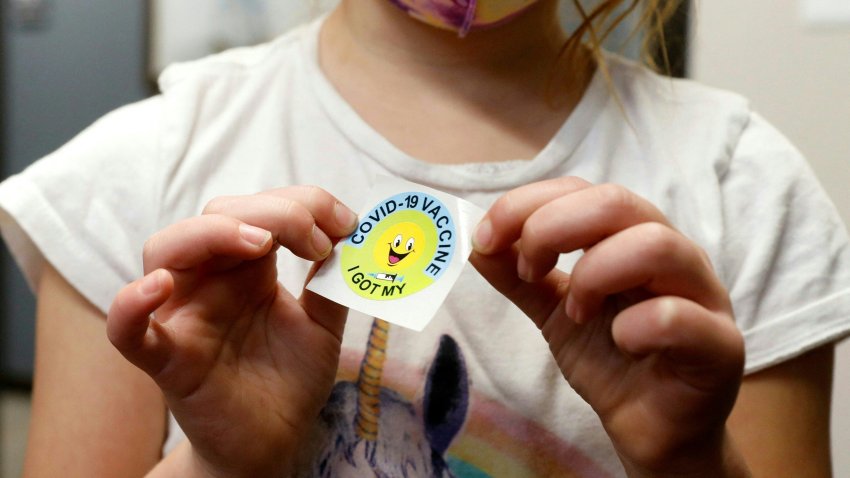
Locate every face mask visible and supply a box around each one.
[388,0,539,37]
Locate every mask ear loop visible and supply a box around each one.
[458,0,476,37]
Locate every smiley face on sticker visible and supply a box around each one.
[340,192,456,301]
[306,177,486,330]
[374,222,425,271]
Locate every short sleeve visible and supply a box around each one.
[719,112,850,373]
[0,96,164,313]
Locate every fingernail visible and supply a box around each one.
[657,297,675,330]
[516,254,534,282]
[565,294,579,323]
[334,202,358,230]
[239,224,272,247]
[312,225,332,256]
[140,270,163,295]
[564,294,587,325]
[473,219,492,252]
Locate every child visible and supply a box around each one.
[1,0,847,476]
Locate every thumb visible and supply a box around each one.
[106,269,175,377]
[300,261,348,341]
[470,247,570,329]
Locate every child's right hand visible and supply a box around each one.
[106,186,358,478]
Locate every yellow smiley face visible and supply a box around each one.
[372,221,425,272]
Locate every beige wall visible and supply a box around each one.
[688,0,850,474]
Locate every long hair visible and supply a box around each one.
[543,0,684,110]
[565,0,685,73]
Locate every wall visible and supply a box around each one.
[1,0,149,381]
[688,0,850,474]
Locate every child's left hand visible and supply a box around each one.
[470,177,749,477]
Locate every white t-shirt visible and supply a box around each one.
[2,18,850,477]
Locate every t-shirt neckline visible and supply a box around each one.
[301,17,610,192]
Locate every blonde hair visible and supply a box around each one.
[565,0,685,74]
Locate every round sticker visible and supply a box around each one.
[341,192,456,300]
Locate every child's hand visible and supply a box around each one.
[471,177,749,477]
[107,186,358,478]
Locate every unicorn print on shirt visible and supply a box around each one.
[297,318,470,477]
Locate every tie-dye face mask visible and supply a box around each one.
[388,0,539,37]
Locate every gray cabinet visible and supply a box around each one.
[1,0,150,384]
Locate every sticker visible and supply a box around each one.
[307,177,485,331]
[341,191,455,300]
